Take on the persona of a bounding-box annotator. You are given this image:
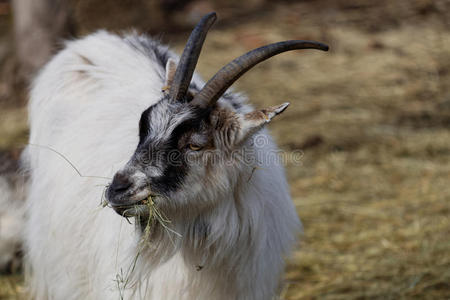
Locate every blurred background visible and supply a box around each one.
[0,0,449,299]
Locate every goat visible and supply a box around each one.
[23,12,328,300]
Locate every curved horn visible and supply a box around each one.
[191,40,329,108]
[169,12,217,101]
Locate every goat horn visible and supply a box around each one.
[169,12,217,102]
[191,40,329,108]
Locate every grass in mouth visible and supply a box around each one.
[112,195,181,300]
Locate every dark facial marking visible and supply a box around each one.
[139,106,153,144]
[135,105,212,196]
[149,109,208,194]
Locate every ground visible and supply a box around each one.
[0,0,449,299]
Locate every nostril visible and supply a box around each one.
[111,173,132,193]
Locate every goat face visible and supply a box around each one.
[106,90,289,216]
[105,12,328,217]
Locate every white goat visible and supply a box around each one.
[24,12,328,300]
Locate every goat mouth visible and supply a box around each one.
[109,197,154,218]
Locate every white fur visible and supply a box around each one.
[24,31,301,300]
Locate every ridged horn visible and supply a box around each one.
[191,40,329,108]
[169,12,217,101]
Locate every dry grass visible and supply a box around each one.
[1,1,449,299]
[0,106,27,152]
[0,275,22,299]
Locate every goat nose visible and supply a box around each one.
[111,173,132,193]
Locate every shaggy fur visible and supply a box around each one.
[24,31,301,300]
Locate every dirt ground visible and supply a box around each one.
[1,0,449,299]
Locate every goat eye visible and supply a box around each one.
[188,144,203,151]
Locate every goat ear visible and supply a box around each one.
[163,58,177,92]
[236,102,289,144]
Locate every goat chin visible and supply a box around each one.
[23,31,301,300]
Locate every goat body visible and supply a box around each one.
[24,29,303,300]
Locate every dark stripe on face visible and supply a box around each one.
[151,155,188,195]
[136,105,210,196]
[138,99,168,145]
[150,108,209,194]
[139,106,153,144]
